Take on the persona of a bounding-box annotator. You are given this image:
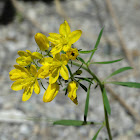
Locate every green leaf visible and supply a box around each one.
[79,82,87,92]
[77,57,86,64]
[88,27,104,62]
[90,58,123,64]
[79,49,96,54]
[103,88,111,115]
[107,81,140,88]
[84,84,91,122]
[92,125,104,140]
[75,77,93,84]
[53,120,92,126]
[104,67,133,81]
[94,28,104,50]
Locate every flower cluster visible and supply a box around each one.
[9,20,82,104]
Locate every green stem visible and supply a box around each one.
[33,60,40,70]
[66,64,73,80]
[39,79,46,90]
[71,61,112,140]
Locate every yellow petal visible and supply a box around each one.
[61,54,68,65]
[62,44,71,52]
[35,33,49,51]
[37,65,50,78]
[32,52,43,59]
[59,20,71,36]
[34,80,40,94]
[60,65,69,80]
[9,69,27,81]
[18,51,28,57]
[26,50,32,56]
[54,53,61,61]
[51,44,63,55]
[39,57,53,66]
[22,86,33,101]
[48,33,61,44]
[30,65,37,76]
[11,79,26,91]
[14,65,30,75]
[16,56,32,66]
[49,68,60,84]
[61,54,68,61]
[68,30,82,44]
[43,83,59,102]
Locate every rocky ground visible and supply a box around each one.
[0,0,140,140]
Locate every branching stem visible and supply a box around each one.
[71,61,112,140]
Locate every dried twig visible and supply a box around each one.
[105,0,134,67]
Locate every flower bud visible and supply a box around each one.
[68,81,78,105]
[43,83,59,102]
[35,33,49,51]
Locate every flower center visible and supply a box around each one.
[71,52,75,56]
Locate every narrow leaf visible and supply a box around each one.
[88,27,104,62]
[104,67,133,81]
[90,58,123,64]
[107,81,140,88]
[79,49,96,54]
[84,84,91,122]
[79,82,87,92]
[103,88,111,115]
[77,57,86,64]
[75,77,93,84]
[53,120,92,126]
[94,28,104,50]
[92,125,104,140]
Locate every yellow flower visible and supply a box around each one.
[66,48,79,60]
[34,33,49,51]
[16,50,42,66]
[43,82,59,102]
[68,81,78,105]
[9,65,40,101]
[48,20,82,55]
[38,53,69,84]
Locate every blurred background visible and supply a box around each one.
[0,0,140,139]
